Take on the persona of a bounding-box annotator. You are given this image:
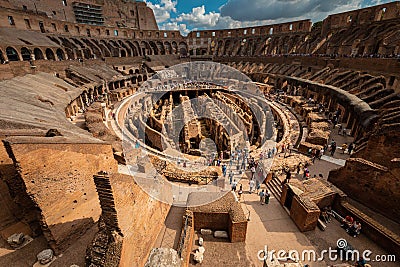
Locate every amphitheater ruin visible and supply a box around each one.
[0,0,399,266]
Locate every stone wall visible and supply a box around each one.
[329,158,400,220]
[290,195,320,232]
[3,139,117,253]
[192,212,229,232]
[1,0,158,30]
[228,220,247,243]
[107,173,171,267]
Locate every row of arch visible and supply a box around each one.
[325,22,400,56]
[0,37,189,63]
[210,34,307,57]
[66,73,149,117]
[189,19,400,58]
[0,46,66,62]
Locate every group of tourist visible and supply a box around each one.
[320,206,334,224]
[341,215,362,237]
[258,189,270,205]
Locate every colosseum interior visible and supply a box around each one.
[0,0,399,266]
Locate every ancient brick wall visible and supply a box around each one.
[3,0,158,30]
[229,220,247,243]
[192,212,230,231]
[290,196,320,232]
[329,158,400,221]
[323,1,400,32]
[4,140,117,253]
[107,173,171,267]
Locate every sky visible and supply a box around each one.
[144,0,395,35]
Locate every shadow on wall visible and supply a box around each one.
[0,217,97,267]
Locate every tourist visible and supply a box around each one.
[267,149,272,158]
[238,184,243,200]
[343,127,347,137]
[321,207,332,223]
[347,221,362,237]
[348,143,354,154]
[222,164,227,177]
[342,143,348,154]
[338,124,343,135]
[284,168,291,184]
[241,159,246,171]
[251,166,256,179]
[303,167,309,179]
[249,179,255,193]
[318,148,324,159]
[330,142,337,156]
[229,171,234,184]
[296,163,301,175]
[231,180,237,191]
[264,190,270,204]
[315,149,320,160]
[256,180,261,193]
[355,257,368,267]
[259,189,265,205]
[341,215,354,229]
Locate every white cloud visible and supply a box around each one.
[146,0,177,23]
[160,21,193,36]
[220,0,363,21]
[175,5,220,28]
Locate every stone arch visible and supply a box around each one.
[81,39,102,58]
[83,48,93,59]
[20,47,31,61]
[156,41,165,55]
[223,40,231,56]
[126,40,140,56]
[56,48,65,60]
[33,48,45,60]
[88,88,94,101]
[0,49,5,63]
[141,41,152,55]
[103,40,119,57]
[46,48,56,60]
[109,40,120,48]
[216,40,224,56]
[179,41,188,56]
[137,75,143,83]
[118,40,132,57]
[171,41,178,54]
[164,41,172,54]
[91,39,110,57]
[6,46,20,61]
[149,41,159,55]
[120,49,127,57]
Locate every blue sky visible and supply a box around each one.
[144,0,395,35]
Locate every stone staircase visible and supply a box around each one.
[265,176,282,200]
